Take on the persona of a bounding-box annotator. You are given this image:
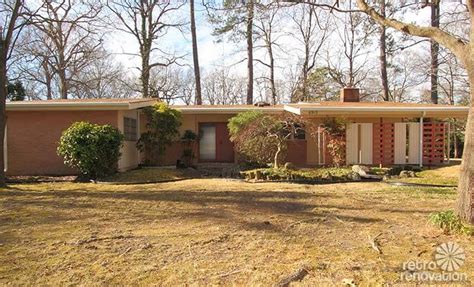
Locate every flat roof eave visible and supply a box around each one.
[6,100,157,111]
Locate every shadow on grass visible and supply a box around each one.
[0,186,385,232]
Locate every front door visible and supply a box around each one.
[199,123,234,162]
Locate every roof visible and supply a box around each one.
[173,104,285,114]
[284,102,470,118]
[6,98,158,111]
[5,99,469,118]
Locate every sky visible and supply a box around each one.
[91,1,466,103]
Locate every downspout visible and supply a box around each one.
[137,109,141,164]
[419,112,426,168]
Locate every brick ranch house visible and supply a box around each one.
[5,89,469,176]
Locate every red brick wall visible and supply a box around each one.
[6,110,118,176]
[286,140,307,165]
[373,123,394,166]
[423,122,446,165]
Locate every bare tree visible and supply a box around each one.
[0,0,30,186]
[12,28,57,99]
[30,0,103,99]
[107,0,185,99]
[327,3,374,92]
[254,3,282,104]
[72,50,135,99]
[430,0,440,104]
[189,0,202,105]
[378,0,390,101]
[202,68,245,105]
[289,4,330,102]
[388,51,427,102]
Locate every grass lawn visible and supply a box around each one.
[101,167,199,184]
[390,165,460,186]
[1,168,473,285]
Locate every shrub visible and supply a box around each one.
[137,103,181,165]
[57,121,124,179]
[429,210,473,235]
[229,111,308,168]
[181,130,198,167]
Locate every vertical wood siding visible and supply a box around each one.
[408,123,420,164]
[394,123,407,165]
[360,123,373,164]
[346,123,359,164]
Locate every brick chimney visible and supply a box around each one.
[340,87,360,102]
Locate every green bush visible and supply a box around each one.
[137,102,181,165]
[429,210,473,235]
[57,121,124,179]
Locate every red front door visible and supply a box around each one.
[199,123,234,162]
[215,123,234,162]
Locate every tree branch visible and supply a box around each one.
[355,0,469,66]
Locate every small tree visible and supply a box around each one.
[137,102,181,165]
[229,111,307,168]
[57,122,124,179]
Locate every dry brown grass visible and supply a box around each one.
[0,177,473,285]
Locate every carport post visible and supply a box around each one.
[419,113,425,168]
[447,122,451,164]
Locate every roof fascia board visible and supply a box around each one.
[296,106,469,113]
[6,101,156,111]
[283,105,301,115]
[177,107,284,114]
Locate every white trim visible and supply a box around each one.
[6,100,156,111]
[283,105,301,115]
[286,105,469,113]
[419,115,425,167]
[177,107,284,114]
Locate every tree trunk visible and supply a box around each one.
[58,69,68,99]
[190,0,202,105]
[141,48,150,98]
[274,142,281,169]
[457,19,474,221]
[430,1,440,104]
[0,43,6,187]
[246,0,254,105]
[379,0,390,101]
[269,51,277,105]
[42,59,53,100]
[457,69,474,222]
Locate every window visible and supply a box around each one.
[294,124,306,140]
[124,117,137,141]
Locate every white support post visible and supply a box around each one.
[317,126,321,165]
[419,114,425,168]
[322,130,326,165]
[447,122,451,164]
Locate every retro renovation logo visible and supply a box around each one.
[401,242,468,283]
